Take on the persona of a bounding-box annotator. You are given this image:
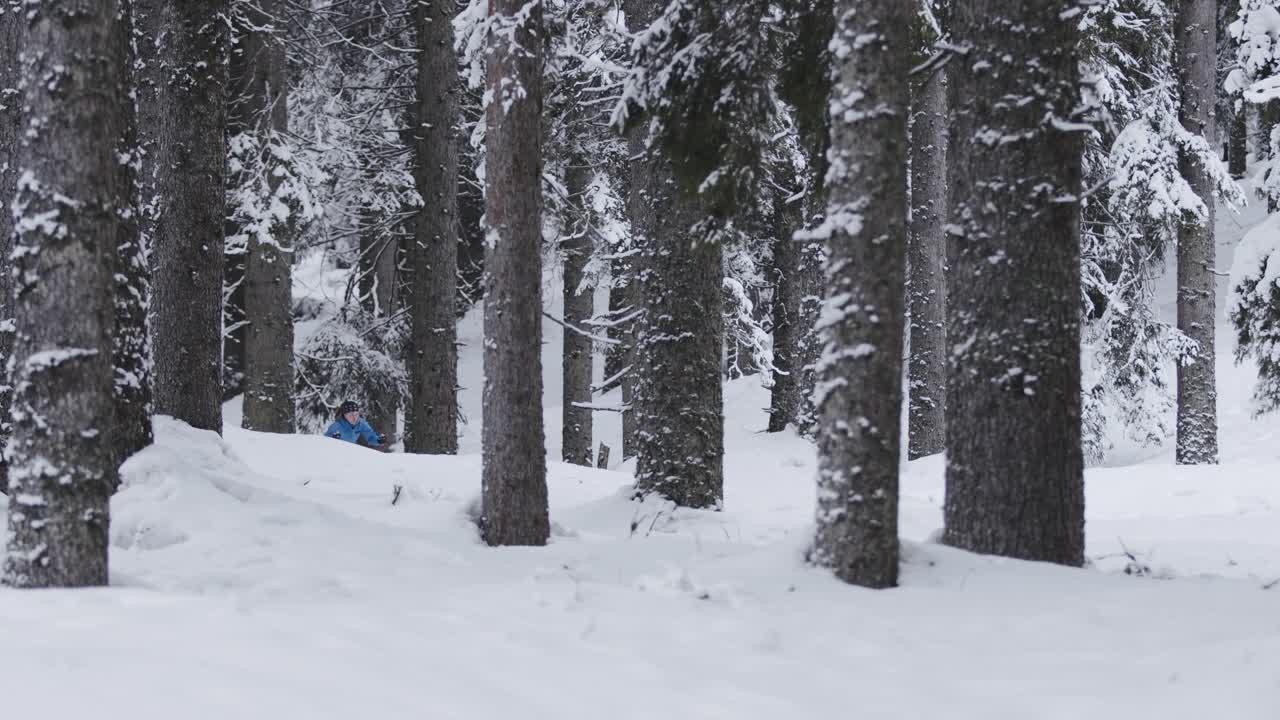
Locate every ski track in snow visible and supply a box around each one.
[1,206,1279,718]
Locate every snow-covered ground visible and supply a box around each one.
[4,203,1280,717]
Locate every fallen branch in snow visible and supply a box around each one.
[1262,578,1279,591]
[391,484,403,506]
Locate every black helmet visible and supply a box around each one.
[337,400,361,417]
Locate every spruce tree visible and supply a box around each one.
[405,0,461,455]
[907,3,947,460]
[233,0,298,434]
[114,0,153,466]
[942,0,1085,566]
[481,0,550,545]
[811,0,911,589]
[137,0,230,434]
[4,0,124,588]
[0,1,23,489]
[1175,0,1220,465]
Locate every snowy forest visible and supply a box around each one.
[2,0,1280,716]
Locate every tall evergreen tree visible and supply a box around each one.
[811,0,910,589]
[942,0,1085,566]
[481,0,550,545]
[137,0,230,434]
[114,0,153,466]
[1175,0,1220,464]
[560,141,595,467]
[232,0,297,434]
[770,0,833,437]
[405,0,461,456]
[3,0,123,588]
[907,3,947,459]
[0,0,23,489]
[618,0,775,508]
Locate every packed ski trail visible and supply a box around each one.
[3,199,1280,718]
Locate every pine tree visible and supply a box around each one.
[619,0,776,508]
[405,0,461,455]
[233,0,298,434]
[942,0,1085,566]
[114,0,153,467]
[3,0,123,588]
[771,0,833,436]
[481,0,550,545]
[0,1,23,489]
[907,2,947,460]
[1175,0,1220,465]
[809,0,910,589]
[137,0,230,434]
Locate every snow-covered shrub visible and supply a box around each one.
[294,309,407,434]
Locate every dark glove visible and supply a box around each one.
[330,431,342,439]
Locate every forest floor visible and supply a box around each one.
[3,193,1280,717]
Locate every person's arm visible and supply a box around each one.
[324,421,343,439]
[357,419,382,447]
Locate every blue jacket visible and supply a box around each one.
[324,416,383,447]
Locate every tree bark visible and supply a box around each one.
[137,0,228,434]
[1175,0,1219,465]
[942,0,1085,566]
[1229,100,1247,178]
[481,0,549,546]
[236,0,296,434]
[3,0,122,588]
[608,256,638,460]
[767,198,806,433]
[625,0,724,509]
[811,0,909,589]
[630,161,724,509]
[0,1,24,492]
[561,159,594,466]
[405,0,460,455]
[907,62,947,460]
[776,0,833,439]
[113,1,153,467]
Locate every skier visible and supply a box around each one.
[324,400,390,452]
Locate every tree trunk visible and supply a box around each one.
[1175,0,1219,465]
[0,1,24,492]
[630,161,724,509]
[776,0,833,439]
[1258,101,1278,160]
[561,159,594,466]
[405,0,460,455]
[811,0,909,589]
[481,0,549,546]
[607,256,638,460]
[907,63,947,460]
[767,198,806,433]
[3,0,122,588]
[137,0,228,434]
[624,0,723,509]
[113,1,153,468]
[602,260,632,394]
[1229,100,1248,178]
[236,0,296,434]
[942,0,1085,566]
